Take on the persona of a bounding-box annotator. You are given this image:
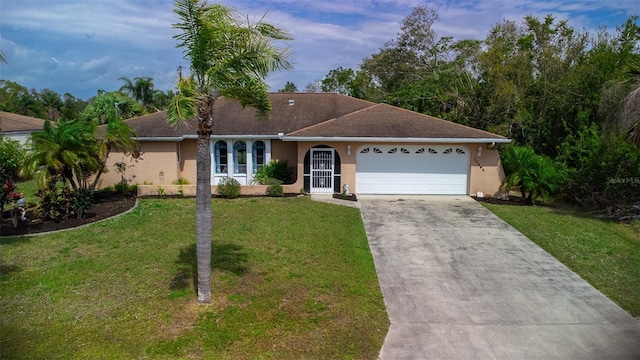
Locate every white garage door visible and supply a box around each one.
[356,145,469,194]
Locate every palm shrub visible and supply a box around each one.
[253,160,293,184]
[216,177,241,199]
[500,145,560,204]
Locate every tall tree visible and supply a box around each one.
[38,89,63,121]
[81,91,143,124]
[321,67,355,95]
[167,0,292,303]
[118,76,157,111]
[278,81,298,92]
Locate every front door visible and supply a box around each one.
[310,149,334,193]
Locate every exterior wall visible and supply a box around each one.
[96,141,179,189]
[100,139,505,196]
[2,132,33,145]
[468,144,505,197]
[293,141,354,193]
[178,139,197,184]
[271,139,298,182]
[137,184,299,196]
[294,141,505,196]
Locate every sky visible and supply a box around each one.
[1,0,639,101]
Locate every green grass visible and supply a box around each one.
[483,203,640,318]
[15,177,40,205]
[0,197,389,359]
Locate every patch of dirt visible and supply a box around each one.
[472,195,532,206]
[0,195,137,237]
[333,194,357,201]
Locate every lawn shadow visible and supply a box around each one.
[170,242,248,292]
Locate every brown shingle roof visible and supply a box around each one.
[285,103,508,140]
[0,111,46,132]
[117,93,507,141]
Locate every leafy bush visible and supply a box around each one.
[36,181,75,221]
[253,160,293,185]
[217,177,241,199]
[264,177,284,197]
[172,177,190,185]
[114,182,137,195]
[0,138,25,212]
[73,188,94,219]
[557,126,640,208]
[500,145,560,204]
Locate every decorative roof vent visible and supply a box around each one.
[288,99,294,106]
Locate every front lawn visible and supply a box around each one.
[483,203,640,318]
[0,197,389,359]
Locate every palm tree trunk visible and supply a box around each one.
[196,131,212,303]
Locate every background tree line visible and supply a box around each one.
[289,6,640,208]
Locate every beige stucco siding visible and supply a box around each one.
[96,141,180,189]
[293,141,504,196]
[468,144,505,196]
[271,139,298,182]
[178,139,197,184]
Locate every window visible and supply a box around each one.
[456,148,466,154]
[416,148,425,154]
[234,141,247,173]
[428,148,437,154]
[214,141,228,174]
[360,148,370,154]
[252,141,265,173]
[373,148,382,153]
[388,148,398,154]
[400,148,410,154]
[443,148,453,154]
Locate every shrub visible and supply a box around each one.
[172,177,190,185]
[557,126,640,208]
[264,177,284,197]
[217,177,241,199]
[500,145,560,204]
[253,160,293,184]
[73,188,94,219]
[36,181,75,221]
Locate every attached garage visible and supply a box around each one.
[356,145,469,195]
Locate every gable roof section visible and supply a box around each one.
[121,93,375,139]
[118,93,509,143]
[212,93,374,135]
[0,111,46,133]
[284,103,509,142]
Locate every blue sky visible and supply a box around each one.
[1,0,638,100]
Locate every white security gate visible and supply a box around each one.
[310,149,334,193]
[356,145,469,194]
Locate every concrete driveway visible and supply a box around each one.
[358,195,640,360]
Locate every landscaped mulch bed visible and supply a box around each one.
[0,195,137,237]
[472,195,532,206]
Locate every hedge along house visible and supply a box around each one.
[97,93,511,196]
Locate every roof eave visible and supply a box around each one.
[280,136,511,144]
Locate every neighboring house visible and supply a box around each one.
[99,93,511,196]
[0,111,46,145]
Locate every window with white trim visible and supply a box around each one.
[234,141,247,174]
[252,141,265,173]
[214,141,228,174]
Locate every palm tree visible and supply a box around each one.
[167,0,292,303]
[25,119,100,191]
[119,76,157,111]
[500,145,559,203]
